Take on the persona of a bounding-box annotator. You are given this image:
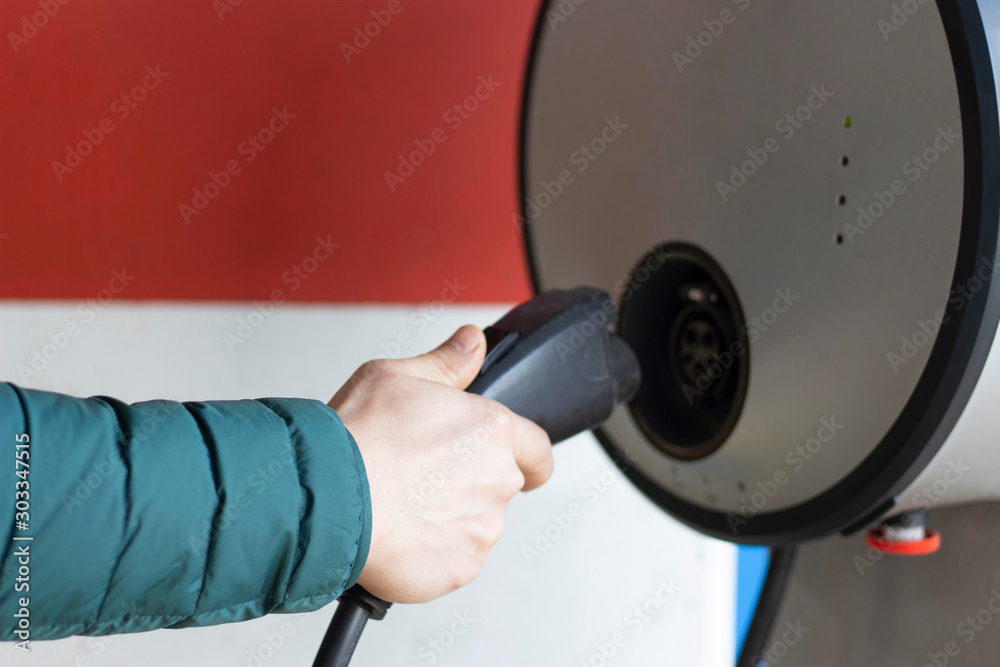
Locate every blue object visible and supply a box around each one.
[736,546,770,658]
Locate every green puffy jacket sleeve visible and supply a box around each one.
[0,382,371,641]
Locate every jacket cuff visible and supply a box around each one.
[259,399,372,612]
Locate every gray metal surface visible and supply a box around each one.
[763,502,1000,666]
[524,0,964,513]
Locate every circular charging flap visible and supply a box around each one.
[521,0,1000,544]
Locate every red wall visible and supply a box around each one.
[0,0,537,303]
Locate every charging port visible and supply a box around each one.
[619,243,749,460]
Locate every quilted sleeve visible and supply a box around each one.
[0,382,371,640]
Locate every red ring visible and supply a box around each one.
[865,527,941,556]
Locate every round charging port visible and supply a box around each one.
[618,243,749,460]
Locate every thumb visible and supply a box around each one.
[398,325,486,389]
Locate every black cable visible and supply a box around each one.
[312,585,392,667]
[736,546,797,667]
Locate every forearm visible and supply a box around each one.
[0,383,370,640]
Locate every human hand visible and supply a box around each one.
[328,325,554,603]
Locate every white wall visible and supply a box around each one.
[0,301,736,667]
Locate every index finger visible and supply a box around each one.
[510,413,554,491]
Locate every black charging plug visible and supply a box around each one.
[312,287,641,667]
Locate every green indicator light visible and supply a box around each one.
[844,116,853,128]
